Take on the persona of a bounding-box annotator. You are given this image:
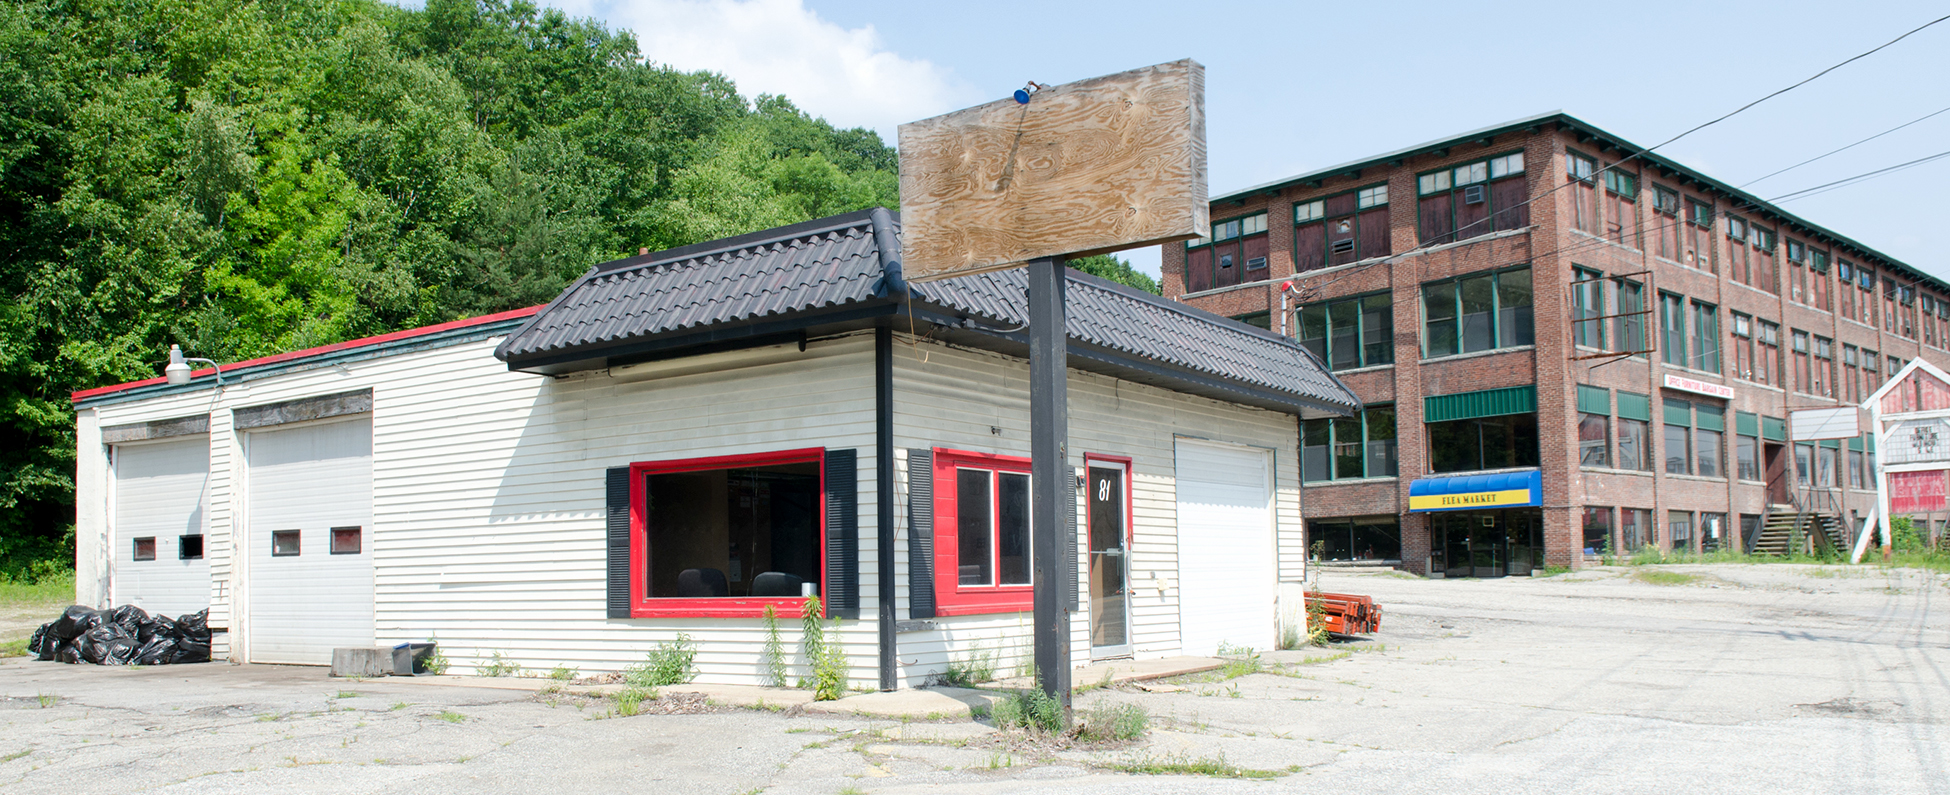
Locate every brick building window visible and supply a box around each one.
[1572,267,1604,349]
[1582,506,1613,556]
[1577,385,1610,468]
[1882,279,1899,333]
[1296,292,1393,370]
[1659,292,1686,366]
[1726,216,1749,285]
[1417,152,1526,246]
[1730,313,1754,381]
[1812,335,1834,398]
[1617,390,1652,472]
[1691,301,1720,373]
[1794,442,1813,486]
[1653,186,1680,260]
[1427,412,1539,473]
[1848,445,1866,489]
[1668,511,1694,553]
[1685,198,1715,272]
[1757,320,1783,387]
[1308,517,1401,562]
[1663,398,1693,475]
[1898,284,1916,338]
[1694,404,1725,479]
[1852,264,1876,326]
[1421,265,1533,358]
[1839,261,1858,320]
[1602,168,1638,248]
[1843,344,1861,403]
[1864,349,1879,391]
[1810,249,1831,311]
[1816,444,1838,488]
[1184,212,1267,292]
[1566,151,1598,235]
[1750,223,1778,293]
[1614,278,1647,353]
[1791,331,1811,393]
[1621,508,1652,551]
[1294,185,1390,272]
[1787,240,1809,304]
[1700,512,1728,552]
[1922,294,1939,347]
[1735,413,1760,481]
[1302,405,1398,482]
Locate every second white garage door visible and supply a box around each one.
[246,417,374,665]
[1174,439,1275,656]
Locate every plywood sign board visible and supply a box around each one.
[1789,406,1860,441]
[898,59,1208,282]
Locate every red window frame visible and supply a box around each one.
[627,447,826,619]
[932,447,1034,616]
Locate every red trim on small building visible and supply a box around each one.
[70,305,544,403]
[932,447,1035,616]
[627,447,828,619]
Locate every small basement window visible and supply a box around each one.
[179,534,204,560]
[133,537,156,561]
[271,530,301,557]
[331,526,362,555]
[932,448,1033,615]
[629,448,825,617]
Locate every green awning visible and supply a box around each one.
[1576,385,1611,415]
[1425,385,1537,423]
[1736,411,1759,437]
[1849,436,1863,451]
[1617,391,1652,422]
[1820,438,1841,449]
[1762,415,1788,442]
[1664,398,1692,427]
[1696,404,1725,432]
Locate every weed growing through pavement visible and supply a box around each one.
[797,596,848,701]
[334,691,357,699]
[626,634,698,687]
[1076,702,1148,742]
[1631,570,1699,586]
[479,650,522,678]
[36,693,57,708]
[435,711,465,724]
[389,701,409,711]
[421,645,449,675]
[611,687,653,717]
[547,665,577,682]
[938,644,999,688]
[762,604,788,688]
[989,687,1062,734]
[1110,751,1288,779]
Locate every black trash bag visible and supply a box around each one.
[176,610,211,644]
[132,637,177,665]
[27,624,50,656]
[49,605,101,640]
[138,614,178,644]
[54,642,82,664]
[78,623,135,665]
[105,604,147,632]
[168,638,210,664]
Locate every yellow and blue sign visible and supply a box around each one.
[1407,470,1542,512]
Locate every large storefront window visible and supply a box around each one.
[1582,506,1613,556]
[1297,293,1393,371]
[1309,517,1402,562]
[1428,413,1539,473]
[1303,406,1398,482]
[1421,266,1534,358]
[1428,509,1543,577]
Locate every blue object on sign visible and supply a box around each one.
[1406,470,1542,512]
[1013,89,1031,105]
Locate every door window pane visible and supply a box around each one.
[272,529,300,557]
[330,526,362,555]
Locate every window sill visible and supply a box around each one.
[1841,318,1877,332]
[1303,476,1400,487]
[1728,281,1782,300]
[1181,278,1277,300]
[629,597,819,619]
[1421,345,1535,364]
[1412,226,1534,257]
[1735,380,1785,394]
[1332,363,1396,376]
[1581,467,1654,478]
[1568,228,1641,254]
[1791,392,1838,402]
[1665,473,1729,484]
[1288,253,1401,283]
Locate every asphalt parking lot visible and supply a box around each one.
[3,563,1946,794]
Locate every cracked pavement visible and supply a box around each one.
[3,562,1946,794]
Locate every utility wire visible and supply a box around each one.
[1765,147,1950,203]
[1289,13,1950,302]
[1740,103,1950,188]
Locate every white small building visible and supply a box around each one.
[71,209,1358,687]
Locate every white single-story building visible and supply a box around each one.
[70,208,1358,688]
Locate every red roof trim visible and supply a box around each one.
[71,305,543,404]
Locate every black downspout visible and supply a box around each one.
[875,324,897,691]
[872,206,903,692]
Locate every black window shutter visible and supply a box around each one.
[605,466,631,619]
[1065,466,1079,612]
[825,449,860,619]
[905,449,935,619]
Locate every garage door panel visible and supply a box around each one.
[248,418,374,665]
[1175,440,1275,657]
[112,438,212,617]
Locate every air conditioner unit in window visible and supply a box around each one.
[1463,185,1487,205]
[1330,239,1355,254]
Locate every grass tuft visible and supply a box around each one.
[1112,752,1287,779]
[625,634,698,688]
[1631,570,1699,586]
[435,711,466,724]
[1075,702,1147,742]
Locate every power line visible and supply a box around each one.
[1288,13,1949,301]
[1765,147,1950,204]
[1739,104,1950,188]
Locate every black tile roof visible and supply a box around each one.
[495,208,1358,417]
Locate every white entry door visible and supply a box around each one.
[246,417,374,664]
[1174,439,1275,656]
[112,437,211,617]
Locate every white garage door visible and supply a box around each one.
[112,437,211,617]
[247,417,374,665]
[1175,439,1275,656]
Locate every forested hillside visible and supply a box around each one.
[0,0,903,577]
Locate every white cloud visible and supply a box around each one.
[561,0,969,140]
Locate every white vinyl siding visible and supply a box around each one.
[110,437,211,617]
[1173,439,1276,656]
[246,417,375,664]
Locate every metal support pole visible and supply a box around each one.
[1028,256,1072,721]
[875,326,897,691]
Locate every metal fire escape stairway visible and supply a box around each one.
[1750,507,1846,556]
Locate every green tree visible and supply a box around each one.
[1069,254,1161,295]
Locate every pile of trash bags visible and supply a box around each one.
[26,605,211,665]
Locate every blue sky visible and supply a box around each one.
[536,0,1950,282]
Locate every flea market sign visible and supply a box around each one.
[1663,373,1733,399]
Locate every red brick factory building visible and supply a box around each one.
[1163,111,1950,575]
